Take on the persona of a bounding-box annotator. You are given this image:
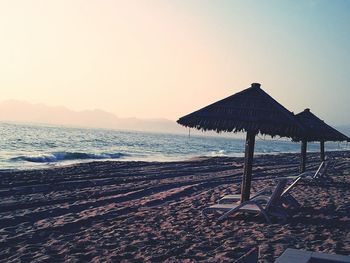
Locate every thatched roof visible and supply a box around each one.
[294,108,350,142]
[177,83,304,138]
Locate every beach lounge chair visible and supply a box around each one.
[218,185,274,204]
[218,173,304,210]
[300,161,325,180]
[202,179,288,223]
[319,158,337,178]
[215,159,334,214]
[278,175,304,209]
[259,162,326,210]
[274,248,350,263]
[275,162,330,209]
[234,247,259,263]
[276,159,336,209]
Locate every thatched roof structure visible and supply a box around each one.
[177,82,306,202]
[177,83,304,138]
[294,109,350,142]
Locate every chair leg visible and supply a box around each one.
[255,203,271,223]
[283,194,300,209]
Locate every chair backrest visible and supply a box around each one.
[312,161,325,179]
[280,162,325,198]
[266,179,288,210]
[281,175,303,196]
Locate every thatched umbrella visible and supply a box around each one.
[177,83,304,202]
[294,108,350,172]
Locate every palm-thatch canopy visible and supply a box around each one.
[294,108,350,142]
[293,108,350,172]
[177,83,304,138]
[177,83,305,202]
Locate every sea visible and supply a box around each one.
[0,122,348,171]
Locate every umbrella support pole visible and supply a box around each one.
[320,141,325,161]
[241,131,255,202]
[300,140,307,173]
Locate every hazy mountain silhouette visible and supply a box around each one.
[2,100,348,137]
[0,100,186,134]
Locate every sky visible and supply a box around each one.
[1,0,350,125]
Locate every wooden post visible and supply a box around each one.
[320,141,325,161]
[241,131,256,202]
[300,140,307,173]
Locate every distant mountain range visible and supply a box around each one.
[1,100,349,137]
[0,100,186,134]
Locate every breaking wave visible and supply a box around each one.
[10,152,129,163]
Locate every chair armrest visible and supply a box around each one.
[250,195,271,204]
[250,186,273,199]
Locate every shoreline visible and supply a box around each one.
[0,151,349,262]
[1,149,349,173]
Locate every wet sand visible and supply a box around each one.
[0,151,349,262]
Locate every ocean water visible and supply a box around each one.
[0,122,348,170]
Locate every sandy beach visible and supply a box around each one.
[0,151,349,262]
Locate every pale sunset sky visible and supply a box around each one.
[1,0,349,125]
